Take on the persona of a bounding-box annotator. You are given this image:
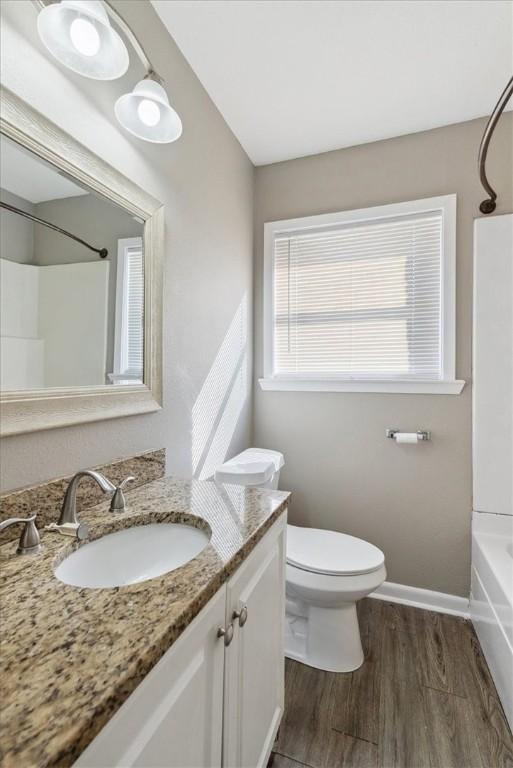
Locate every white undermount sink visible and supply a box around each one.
[54,523,210,588]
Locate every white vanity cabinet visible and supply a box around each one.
[75,513,286,768]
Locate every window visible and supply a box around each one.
[112,237,144,384]
[261,195,463,394]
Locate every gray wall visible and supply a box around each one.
[1,0,254,490]
[253,113,513,597]
[34,194,143,374]
[0,189,34,264]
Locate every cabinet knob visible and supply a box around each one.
[233,605,248,627]
[217,623,234,646]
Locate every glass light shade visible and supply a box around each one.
[37,0,129,80]
[115,79,183,143]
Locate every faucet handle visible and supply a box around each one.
[0,514,42,555]
[109,476,135,512]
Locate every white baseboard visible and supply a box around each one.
[370,580,470,618]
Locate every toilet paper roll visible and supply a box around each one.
[394,432,419,444]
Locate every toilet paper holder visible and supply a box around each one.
[386,429,431,441]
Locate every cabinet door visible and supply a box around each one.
[75,586,226,768]
[223,513,287,768]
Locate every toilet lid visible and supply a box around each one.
[286,525,385,576]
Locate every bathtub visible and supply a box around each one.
[471,511,513,730]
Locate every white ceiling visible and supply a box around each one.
[0,136,87,203]
[153,0,513,165]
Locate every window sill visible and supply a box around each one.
[258,378,466,394]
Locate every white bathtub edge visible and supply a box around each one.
[471,565,513,731]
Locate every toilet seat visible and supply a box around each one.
[287,525,385,576]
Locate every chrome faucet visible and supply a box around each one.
[58,470,116,526]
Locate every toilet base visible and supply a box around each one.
[285,600,364,673]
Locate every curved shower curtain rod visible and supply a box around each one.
[0,201,108,258]
[478,75,513,214]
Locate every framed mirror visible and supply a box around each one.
[0,87,163,436]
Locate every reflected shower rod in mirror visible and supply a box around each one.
[478,74,513,214]
[0,201,108,258]
[32,0,182,144]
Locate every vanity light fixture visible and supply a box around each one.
[37,0,129,80]
[34,0,183,144]
[115,78,182,143]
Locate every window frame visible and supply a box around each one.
[261,194,464,394]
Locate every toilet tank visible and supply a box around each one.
[214,448,284,489]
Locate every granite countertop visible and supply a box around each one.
[0,475,290,768]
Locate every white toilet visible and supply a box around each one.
[214,448,386,673]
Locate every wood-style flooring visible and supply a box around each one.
[271,598,513,768]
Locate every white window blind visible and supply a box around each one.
[272,212,444,381]
[113,237,144,383]
[124,244,144,376]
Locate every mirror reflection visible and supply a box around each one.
[0,134,144,391]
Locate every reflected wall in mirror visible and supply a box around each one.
[0,134,145,390]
